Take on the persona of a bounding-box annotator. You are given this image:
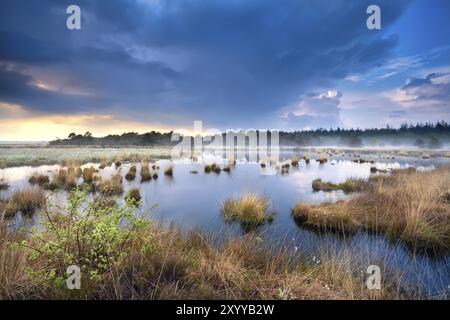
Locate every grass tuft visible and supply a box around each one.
[29,174,50,187]
[82,167,96,184]
[295,166,450,251]
[164,165,174,176]
[140,162,152,182]
[0,178,10,191]
[125,165,137,181]
[312,179,364,193]
[223,193,272,230]
[2,188,46,218]
[98,174,124,196]
[126,188,142,206]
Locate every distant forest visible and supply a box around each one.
[50,121,450,149]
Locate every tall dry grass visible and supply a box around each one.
[293,166,450,251]
[1,188,46,218]
[98,174,124,196]
[223,193,268,223]
[125,165,137,181]
[0,217,405,300]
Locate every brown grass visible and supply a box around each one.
[0,217,405,300]
[1,188,46,218]
[223,193,272,230]
[125,165,137,181]
[126,188,142,206]
[82,167,96,184]
[28,174,49,187]
[293,166,450,250]
[140,162,152,182]
[98,174,124,196]
[164,165,174,176]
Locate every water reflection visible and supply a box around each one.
[0,154,449,297]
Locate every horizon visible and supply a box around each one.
[1,119,447,143]
[2,119,450,143]
[1,0,450,140]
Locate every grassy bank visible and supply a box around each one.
[312,179,364,193]
[0,189,407,300]
[293,166,450,251]
[0,147,172,168]
[222,193,276,230]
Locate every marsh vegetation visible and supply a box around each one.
[0,148,449,299]
[294,167,450,251]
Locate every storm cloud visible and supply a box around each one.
[0,0,412,130]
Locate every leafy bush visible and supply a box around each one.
[20,188,151,295]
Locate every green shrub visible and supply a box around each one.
[20,188,151,294]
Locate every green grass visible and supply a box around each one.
[28,174,50,187]
[312,179,364,193]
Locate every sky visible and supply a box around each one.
[0,0,449,141]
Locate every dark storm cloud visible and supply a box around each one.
[0,0,410,128]
[0,65,104,113]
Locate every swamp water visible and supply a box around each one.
[1,151,449,298]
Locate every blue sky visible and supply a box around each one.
[0,0,449,140]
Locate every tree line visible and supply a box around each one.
[50,121,450,148]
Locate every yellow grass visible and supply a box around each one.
[0,216,404,299]
[293,166,450,250]
[223,193,270,228]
